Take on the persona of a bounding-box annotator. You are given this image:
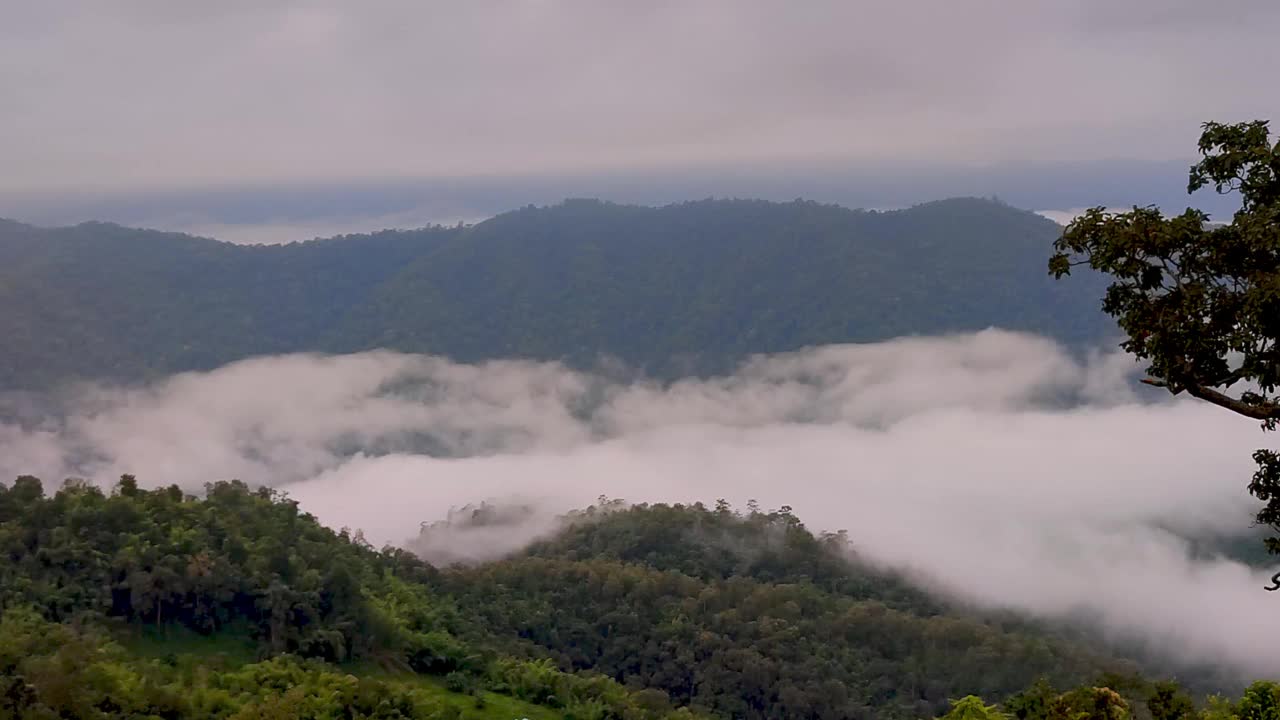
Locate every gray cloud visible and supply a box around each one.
[2,1,1276,197]
[1,330,1277,678]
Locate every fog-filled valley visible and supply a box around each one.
[5,4,1280,716]
[5,184,1280,718]
[4,185,1280,718]
[4,328,1276,680]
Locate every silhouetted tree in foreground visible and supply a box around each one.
[1051,120,1280,551]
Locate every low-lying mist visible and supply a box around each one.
[1,329,1276,678]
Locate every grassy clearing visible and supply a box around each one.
[114,622,259,669]
[115,626,563,719]
[349,661,564,720]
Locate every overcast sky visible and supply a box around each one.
[3,1,1278,238]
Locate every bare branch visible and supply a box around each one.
[1185,383,1280,421]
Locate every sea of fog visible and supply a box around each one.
[1,328,1276,677]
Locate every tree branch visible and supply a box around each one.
[1141,367,1247,390]
[1184,383,1280,420]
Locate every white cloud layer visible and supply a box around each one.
[1,330,1277,677]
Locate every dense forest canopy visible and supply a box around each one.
[0,476,706,719]
[0,475,1264,720]
[0,197,1111,391]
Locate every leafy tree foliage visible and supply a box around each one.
[438,502,1140,720]
[0,474,399,660]
[1000,678,1272,720]
[1049,120,1280,550]
[0,475,706,720]
[943,695,1011,720]
[519,500,934,610]
[0,612,438,720]
[5,475,1262,720]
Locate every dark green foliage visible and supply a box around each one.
[1050,122,1279,419]
[1049,120,1280,550]
[0,197,1110,391]
[1148,680,1198,720]
[0,612,431,720]
[1000,677,1269,720]
[0,608,567,719]
[441,502,1140,720]
[0,476,706,720]
[7,475,1255,720]
[1236,681,1280,720]
[0,474,396,660]
[522,501,936,610]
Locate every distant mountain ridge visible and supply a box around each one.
[0,197,1111,390]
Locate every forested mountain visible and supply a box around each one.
[435,502,1143,720]
[0,476,706,719]
[0,197,1111,390]
[2,475,1247,720]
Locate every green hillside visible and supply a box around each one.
[1,475,1216,720]
[433,502,1142,720]
[0,197,1111,391]
[0,476,704,719]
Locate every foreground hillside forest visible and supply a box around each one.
[0,476,1269,720]
[0,197,1111,390]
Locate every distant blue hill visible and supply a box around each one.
[0,196,1111,390]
